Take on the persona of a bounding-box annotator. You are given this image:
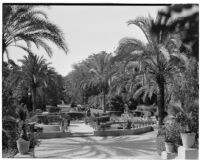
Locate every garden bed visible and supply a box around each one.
[94,126,153,136]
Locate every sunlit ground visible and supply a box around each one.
[35,129,160,159]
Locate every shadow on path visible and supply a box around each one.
[35,131,160,159]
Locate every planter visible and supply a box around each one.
[59,125,65,132]
[164,142,175,153]
[96,125,101,131]
[181,132,196,148]
[17,138,30,155]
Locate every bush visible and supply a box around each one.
[37,115,49,124]
[2,148,18,158]
[108,96,124,112]
[96,116,110,124]
[48,106,60,113]
[156,135,166,155]
[108,111,122,116]
[3,119,18,150]
[67,112,85,120]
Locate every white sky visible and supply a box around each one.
[6,5,165,76]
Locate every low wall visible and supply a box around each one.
[93,126,153,136]
[37,131,70,139]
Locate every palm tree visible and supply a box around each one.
[109,60,138,104]
[3,5,68,61]
[115,16,188,126]
[18,53,57,112]
[83,51,115,112]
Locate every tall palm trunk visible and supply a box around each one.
[102,91,106,113]
[157,76,165,127]
[31,87,37,112]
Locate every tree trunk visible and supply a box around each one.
[157,79,165,127]
[102,91,106,113]
[32,87,37,112]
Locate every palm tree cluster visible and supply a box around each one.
[2,4,68,113]
[64,5,198,126]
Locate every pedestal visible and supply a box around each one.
[161,151,177,160]
[177,146,198,160]
[14,148,34,158]
[14,152,33,158]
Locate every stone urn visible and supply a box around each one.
[181,132,196,148]
[17,138,30,155]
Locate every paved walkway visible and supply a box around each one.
[68,121,94,135]
[35,128,160,159]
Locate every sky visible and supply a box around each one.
[7,5,166,76]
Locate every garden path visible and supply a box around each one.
[35,126,160,159]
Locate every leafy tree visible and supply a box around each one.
[43,74,65,106]
[3,5,68,61]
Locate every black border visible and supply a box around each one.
[3,3,171,6]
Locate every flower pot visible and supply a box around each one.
[164,142,175,153]
[181,132,196,148]
[17,138,30,154]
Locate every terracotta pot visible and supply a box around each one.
[17,138,30,154]
[181,132,196,148]
[164,142,175,153]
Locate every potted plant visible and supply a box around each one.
[156,120,181,155]
[171,100,198,149]
[16,105,30,155]
[164,136,175,153]
[176,112,196,148]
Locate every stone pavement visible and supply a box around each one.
[35,125,161,159]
